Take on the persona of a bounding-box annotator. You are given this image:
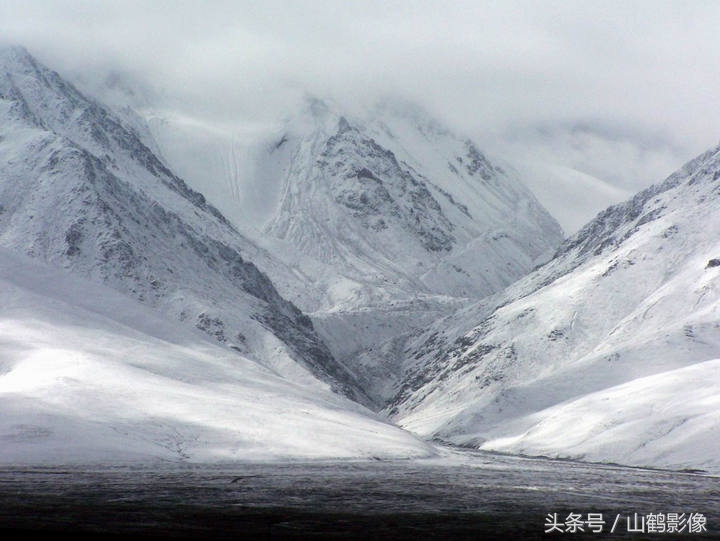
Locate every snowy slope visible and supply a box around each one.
[0,46,364,403]
[125,95,563,404]
[261,98,562,394]
[510,160,633,235]
[385,142,720,473]
[125,95,563,310]
[135,97,562,307]
[264,98,563,305]
[0,248,432,463]
[481,360,720,472]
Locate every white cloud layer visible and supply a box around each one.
[2,0,719,229]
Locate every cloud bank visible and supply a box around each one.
[2,1,718,230]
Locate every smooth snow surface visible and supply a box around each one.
[512,160,633,235]
[0,248,432,463]
[481,360,720,473]
[388,142,720,473]
[0,45,368,403]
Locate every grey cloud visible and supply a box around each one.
[2,0,719,202]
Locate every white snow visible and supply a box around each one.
[4,45,718,475]
[510,160,633,235]
[0,45,365,398]
[125,96,563,308]
[129,96,563,404]
[0,248,433,464]
[480,360,720,473]
[389,142,720,473]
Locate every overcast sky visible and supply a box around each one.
[2,1,720,230]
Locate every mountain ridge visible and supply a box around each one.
[0,45,369,404]
[0,245,432,462]
[381,140,720,472]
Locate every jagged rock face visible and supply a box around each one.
[107,93,562,399]
[266,115,456,280]
[0,46,367,404]
[320,118,456,253]
[263,100,564,305]
[383,140,720,470]
[247,99,563,406]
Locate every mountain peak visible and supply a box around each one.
[264,94,563,304]
[0,45,51,85]
[0,43,33,64]
[277,95,346,137]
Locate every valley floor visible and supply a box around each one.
[0,449,718,540]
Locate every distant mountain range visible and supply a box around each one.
[2,45,718,473]
[135,94,564,401]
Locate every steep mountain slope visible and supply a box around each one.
[511,160,633,235]
[264,98,563,306]
[126,95,563,405]
[0,46,365,402]
[0,247,432,463]
[384,142,720,472]
[259,99,563,398]
[133,98,562,310]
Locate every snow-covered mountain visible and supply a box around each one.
[0,46,366,403]
[9,44,714,474]
[383,142,720,473]
[123,94,563,405]
[263,98,563,305]
[262,99,564,399]
[136,97,563,307]
[0,247,432,463]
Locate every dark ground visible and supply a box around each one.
[0,451,718,540]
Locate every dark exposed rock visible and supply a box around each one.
[464,140,496,180]
[320,120,456,252]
